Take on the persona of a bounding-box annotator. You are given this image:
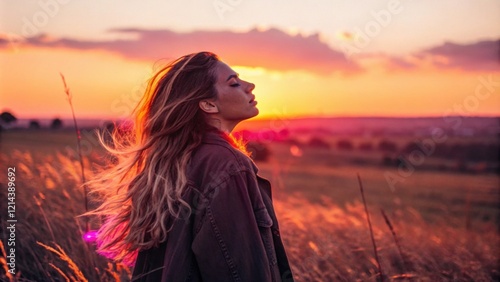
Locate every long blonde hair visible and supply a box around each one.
[82,52,220,266]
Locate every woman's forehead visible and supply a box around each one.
[215,61,238,82]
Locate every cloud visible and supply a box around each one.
[358,39,500,73]
[0,28,363,75]
[415,39,499,72]
[354,52,418,72]
[2,28,497,74]
[384,56,417,70]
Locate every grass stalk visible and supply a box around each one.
[34,195,56,243]
[0,239,14,282]
[357,173,384,282]
[37,241,88,282]
[380,208,409,272]
[59,73,89,233]
[49,263,71,282]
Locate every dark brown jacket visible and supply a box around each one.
[131,131,294,281]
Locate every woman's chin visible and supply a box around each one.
[251,107,259,118]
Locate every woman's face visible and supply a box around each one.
[212,61,259,123]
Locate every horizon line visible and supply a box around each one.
[10,114,500,121]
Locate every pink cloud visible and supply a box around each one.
[416,39,500,72]
[2,28,497,74]
[0,28,362,75]
[381,39,500,72]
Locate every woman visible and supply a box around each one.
[85,52,294,281]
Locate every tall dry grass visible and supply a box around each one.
[0,150,130,281]
[0,149,498,281]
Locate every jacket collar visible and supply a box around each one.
[201,130,231,146]
[201,130,259,174]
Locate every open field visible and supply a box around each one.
[0,130,499,281]
[260,143,499,227]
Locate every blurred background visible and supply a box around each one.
[1,1,499,281]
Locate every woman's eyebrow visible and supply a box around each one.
[225,73,239,81]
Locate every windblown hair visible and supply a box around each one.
[82,52,221,266]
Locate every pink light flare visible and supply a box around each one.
[290,145,303,157]
[83,230,98,243]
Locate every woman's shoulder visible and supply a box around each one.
[188,131,257,181]
[186,131,257,193]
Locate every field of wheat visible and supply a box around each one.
[0,131,499,281]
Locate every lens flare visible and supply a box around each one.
[83,230,98,243]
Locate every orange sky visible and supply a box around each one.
[1,43,498,120]
[0,1,499,120]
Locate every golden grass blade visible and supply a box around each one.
[381,208,410,272]
[49,263,71,282]
[59,73,89,233]
[357,173,384,282]
[34,195,56,243]
[0,240,14,282]
[37,241,88,282]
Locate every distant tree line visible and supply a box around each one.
[0,111,64,130]
[293,135,499,164]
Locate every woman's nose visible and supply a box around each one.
[246,81,255,92]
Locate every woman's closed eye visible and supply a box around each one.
[230,83,240,87]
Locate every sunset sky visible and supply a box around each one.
[1,0,499,120]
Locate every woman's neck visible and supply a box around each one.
[206,118,239,133]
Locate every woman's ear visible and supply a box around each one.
[199,100,219,114]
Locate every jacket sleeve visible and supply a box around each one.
[191,169,276,282]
